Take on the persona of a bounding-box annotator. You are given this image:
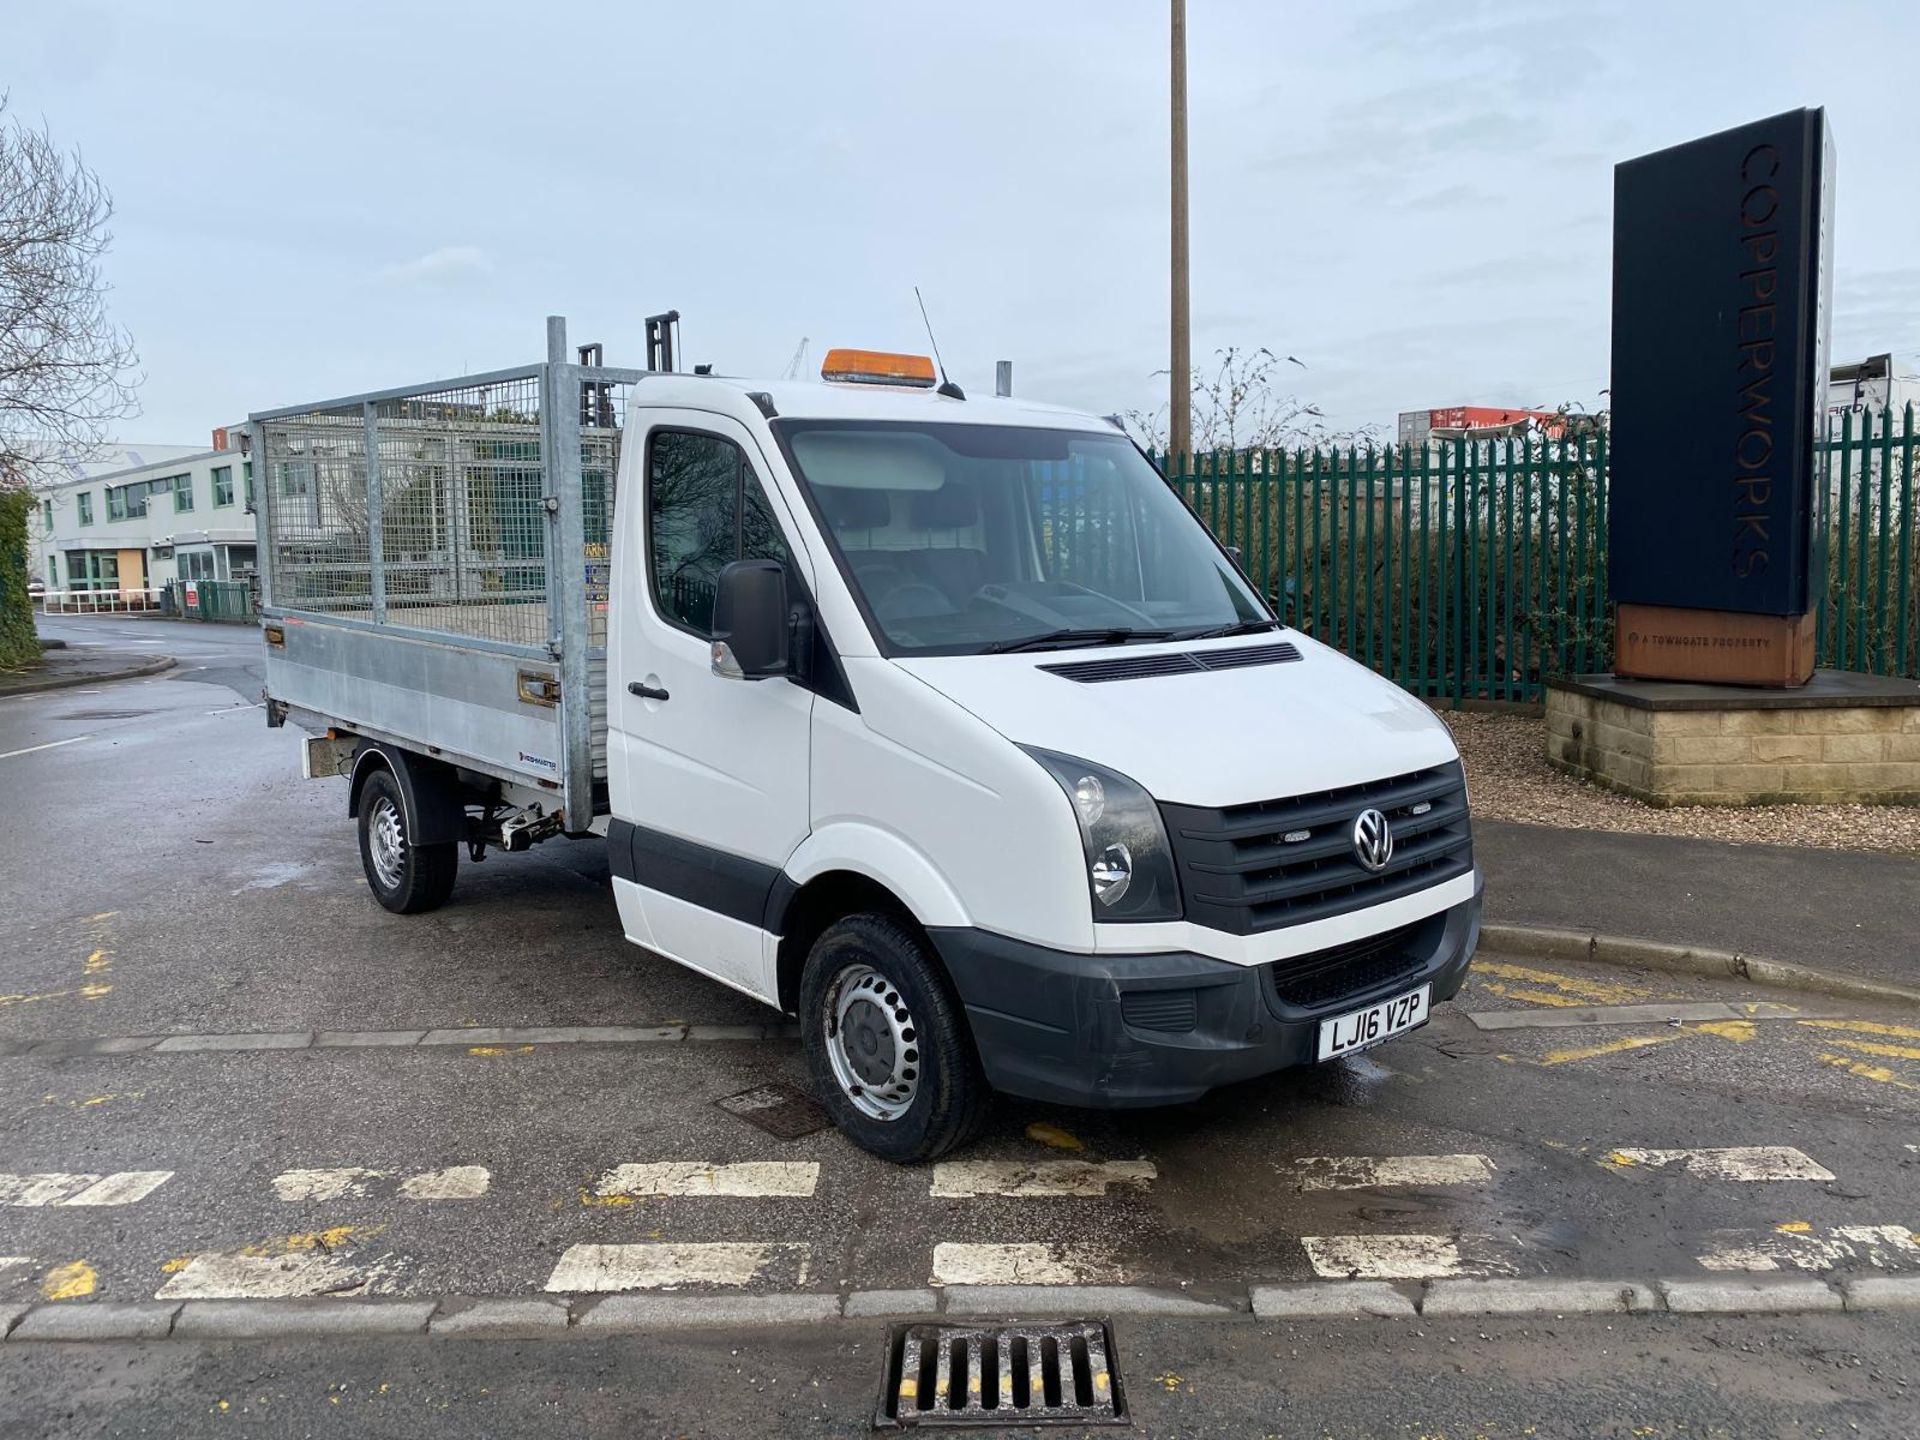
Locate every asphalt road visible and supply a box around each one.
[5,615,1919,1438]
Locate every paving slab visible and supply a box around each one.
[941,1285,1240,1318]
[1422,1279,1658,1316]
[1660,1278,1844,1315]
[576,1294,841,1330]
[430,1298,572,1337]
[843,1289,938,1318]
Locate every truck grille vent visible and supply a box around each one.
[1265,922,1425,1010]
[1039,641,1300,683]
[1160,761,1472,935]
[876,1320,1127,1428]
[1121,989,1199,1033]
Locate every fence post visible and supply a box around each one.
[1899,404,1915,678]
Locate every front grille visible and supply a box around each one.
[1264,922,1425,1010]
[1161,761,1472,935]
[877,1320,1127,1428]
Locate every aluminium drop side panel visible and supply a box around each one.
[264,616,567,793]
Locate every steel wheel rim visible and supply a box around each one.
[368,795,407,891]
[823,962,920,1121]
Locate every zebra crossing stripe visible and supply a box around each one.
[929,1242,1123,1286]
[1602,1147,1834,1181]
[272,1166,491,1201]
[1287,1155,1495,1190]
[928,1160,1156,1198]
[0,1171,173,1207]
[155,1251,376,1300]
[1301,1233,1523,1281]
[545,1242,810,1292]
[1696,1223,1920,1274]
[592,1162,819,1199]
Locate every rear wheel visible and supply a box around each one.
[799,913,990,1162]
[357,768,458,914]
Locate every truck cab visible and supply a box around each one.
[599,351,1480,1159]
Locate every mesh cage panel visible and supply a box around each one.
[262,405,372,615]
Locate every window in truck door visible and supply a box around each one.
[646,429,788,638]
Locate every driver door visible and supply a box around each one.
[607,415,815,1004]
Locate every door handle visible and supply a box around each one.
[627,681,670,702]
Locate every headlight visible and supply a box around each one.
[1024,748,1182,922]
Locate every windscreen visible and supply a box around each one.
[774,421,1269,655]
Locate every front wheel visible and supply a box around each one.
[799,914,991,1163]
[357,768,459,914]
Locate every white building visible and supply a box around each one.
[29,440,259,602]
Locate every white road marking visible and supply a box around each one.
[273,1165,491,1201]
[1603,1146,1835,1181]
[593,1162,819,1199]
[397,1165,490,1200]
[61,1171,174,1206]
[1697,1224,1920,1274]
[929,1160,1157,1199]
[272,1168,388,1202]
[156,1252,377,1300]
[1287,1154,1496,1190]
[0,735,91,761]
[0,1171,171,1207]
[0,1256,34,1281]
[544,1242,809,1292]
[929,1242,1123,1286]
[1303,1234,1468,1280]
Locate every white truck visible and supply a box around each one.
[255,318,1481,1161]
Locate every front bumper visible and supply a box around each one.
[930,879,1482,1108]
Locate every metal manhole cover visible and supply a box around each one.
[875,1319,1128,1428]
[714,1082,829,1140]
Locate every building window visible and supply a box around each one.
[48,558,58,589]
[42,499,53,529]
[179,549,218,582]
[171,473,194,513]
[243,461,255,507]
[212,466,234,507]
[108,487,126,521]
[77,492,93,526]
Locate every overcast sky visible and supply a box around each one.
[7,0,1918,446]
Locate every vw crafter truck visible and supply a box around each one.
[256,320,1482,1161]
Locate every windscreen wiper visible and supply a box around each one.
[1178,618,1281,640]
[982,627,1175,654]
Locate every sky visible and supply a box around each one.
[6,0,1919,447]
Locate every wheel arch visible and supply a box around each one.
[347,743,467,846]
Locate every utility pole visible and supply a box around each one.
[1169,0,1192,465]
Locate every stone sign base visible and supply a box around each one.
[1546,671,1920,807]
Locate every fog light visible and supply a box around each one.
[1091,843,1132,905]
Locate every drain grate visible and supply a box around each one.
[875,1320,1128,1428]
[714,1081,829,1140]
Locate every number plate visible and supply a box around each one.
[1316,983,1431,1062]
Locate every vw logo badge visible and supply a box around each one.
[1351,808,1394,872]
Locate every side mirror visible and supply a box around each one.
[711,559,790,679]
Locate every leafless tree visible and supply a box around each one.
[1124,346,1375,458]
[0,96,140,491]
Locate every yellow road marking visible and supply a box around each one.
[1776,1221,1813,1233]
[1541,1033,1684,1067]
[238,1226,372,1257]
[1695,1020,1756,1043]
[1826,1037,1920,1064]
[1472,960,1647,1005]
[1480,983,1588,1009]
[1799,1019,1920,1041]
[466,1045,534,1057]
[1024,1122,1085,1151]
[84,949,111,976]
[41,1260,97,1300]
[1818,1053,1920,1091]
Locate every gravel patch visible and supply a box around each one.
[1443,709,1920,854]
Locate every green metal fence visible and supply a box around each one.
[165,578,259,624]
[1154,404,1918,705]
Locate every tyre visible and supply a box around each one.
[357,767,459,914]
[799,913,991,1162]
